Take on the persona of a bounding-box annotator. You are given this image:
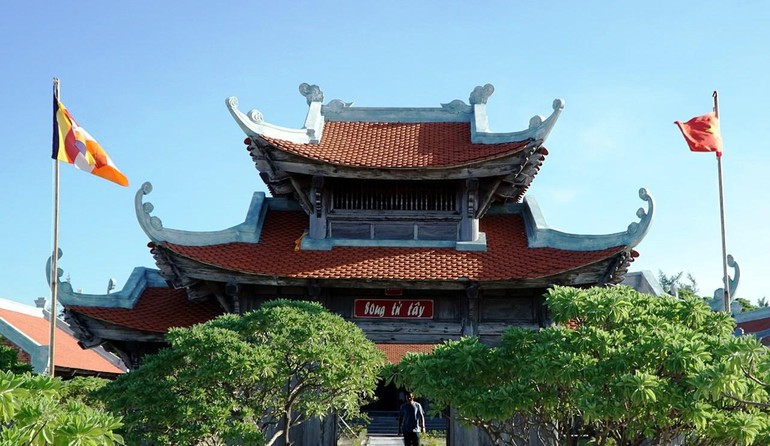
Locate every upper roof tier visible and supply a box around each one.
[226,84,563,189]
[227,83,564,148]
[257,122,532,169]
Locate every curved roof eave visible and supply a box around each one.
[225,83,564,148]
[519,188,655,251]
[134,185,653,255]
[135,182,271,246]
[251,138,540,177]
[47,251,166,309]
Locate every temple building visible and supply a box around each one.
[54,83,654,444]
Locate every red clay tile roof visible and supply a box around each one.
[376,344,436,364]
[737,319,770,335]
[69,287,224,333]
[260,122,531,168]
[0,308,123,374]
[737,319,770,345]
[163,210,624,282]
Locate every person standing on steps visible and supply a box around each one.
[397,391,426,446]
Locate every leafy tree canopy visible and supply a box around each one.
[657,270,699,295]
[736,297,759,312]
[390,286,770,446]
[99,299,386,446]
[0,370,123,445]
[0,341,33,374]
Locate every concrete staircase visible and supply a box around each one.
[365,411,446,436]
[367,412,398,435]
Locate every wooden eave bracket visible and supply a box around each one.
[61,311,104,349]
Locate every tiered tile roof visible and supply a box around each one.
[259,122,532,168]
[69,287,223,333]
[160,210,624,282]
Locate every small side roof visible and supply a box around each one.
[67,285,224,333]
[56,266,224,331]
[0,298,125,376]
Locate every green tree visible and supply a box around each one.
[390,286,770,445]
[657,270,699,294]
[60,376,110,409]
[0,340,33,374]
[736,297,759,312]
[0,370,123,445]
[99,300,386,446]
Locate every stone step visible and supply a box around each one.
[365,414,446,435]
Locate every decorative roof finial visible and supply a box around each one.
[45,248,73,294]
[299,83,324,105]
[469,84,495,105]
[712,254,740,311]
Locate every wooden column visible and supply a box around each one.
[462,283,480,337]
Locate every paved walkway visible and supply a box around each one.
[366,435,402,446]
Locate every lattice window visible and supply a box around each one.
[330,180,457,213]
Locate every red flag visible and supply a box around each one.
[674,112,723,157]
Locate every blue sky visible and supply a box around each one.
[2,1,768,305]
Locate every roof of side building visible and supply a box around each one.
[0,298,125,375]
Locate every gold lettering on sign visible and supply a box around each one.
[354,299,434,319]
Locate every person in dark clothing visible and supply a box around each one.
[397,391,426,446]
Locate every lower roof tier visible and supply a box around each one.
[57,184,650,359]
[68,286,223,334]
[155,210,630,286]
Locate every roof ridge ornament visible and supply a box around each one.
[228,84,564,145]
[45,249,166,309]
[226,96,320,144]
[471,97,565,144]
[325,99,354,113]
[711,255,740,312]
[440,100,471,114]
[46,247,72,295]
[135,181,268,246]
[469,84,495,105]
[299,83,324,105]
[626,188,654,241]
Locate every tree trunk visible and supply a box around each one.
[283,406,292,446]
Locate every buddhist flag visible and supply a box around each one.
[674,112,723,157]
[52,94,128,186]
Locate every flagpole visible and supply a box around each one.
[713,90,730,313]
[49,78,60,376]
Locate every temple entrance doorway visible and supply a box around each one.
[361,381,402,435]
[369,381,403,411]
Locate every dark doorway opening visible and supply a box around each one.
[364,380,401,411]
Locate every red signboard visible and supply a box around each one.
[353,299,434,319]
